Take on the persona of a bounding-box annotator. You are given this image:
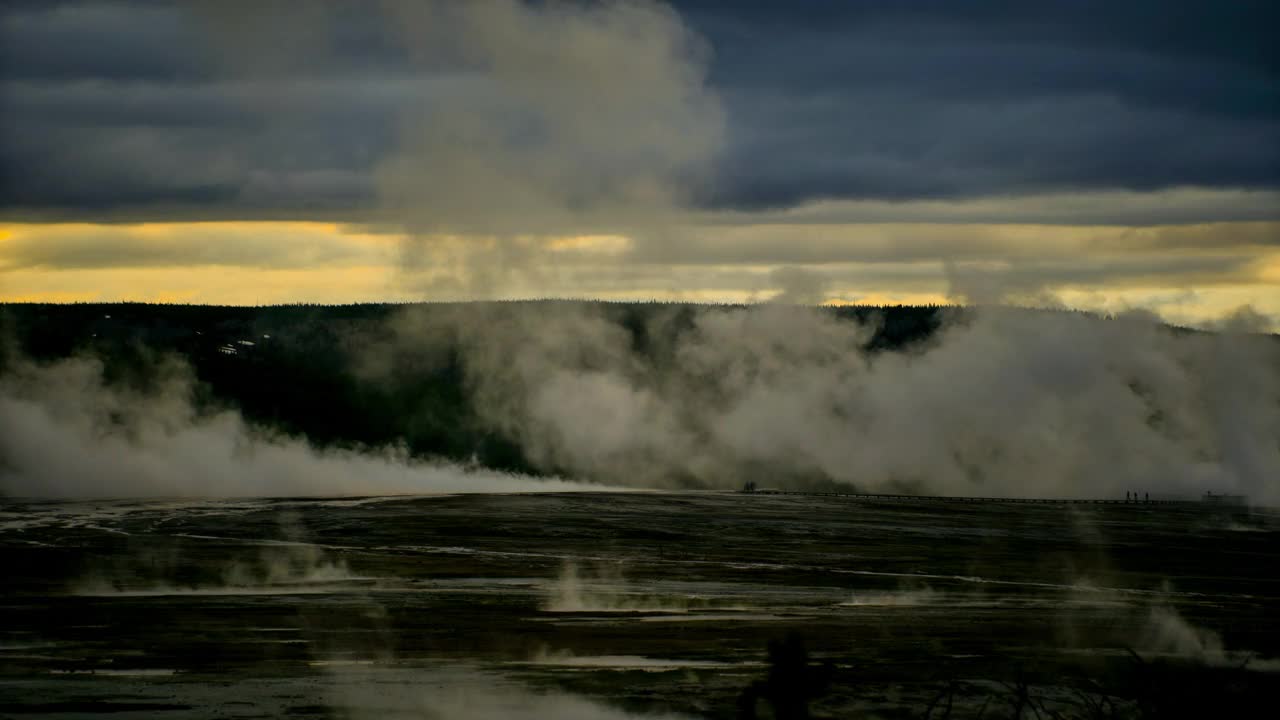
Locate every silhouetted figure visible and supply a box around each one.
[737,632,833,720]
[1145,492,1149,503]
[1126,492,1131,503]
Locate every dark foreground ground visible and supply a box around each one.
[1,492,1277,719]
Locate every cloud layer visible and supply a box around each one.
[2,0,1276,220]
[1,1,1276,323]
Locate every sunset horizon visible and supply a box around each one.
[2,1,1276,329]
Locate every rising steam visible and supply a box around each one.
[4,301,1276,501]
[378,0,723,298]
[0,353,598,498]
[544,561,700,613]
[371,302,1280,502]
[192,0,724,300]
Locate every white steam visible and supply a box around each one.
[0,355,598,498]
[74,538,361,596]
[1136,605,1279,671]
[5,303,1276,501]
[1138,606,1229,664]
[378,0,723,236]
[544,561,696,613]
[193,0,724,299]
[375,302,1280,501]
[378,0,723,298]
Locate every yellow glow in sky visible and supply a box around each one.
[1,220,1277,330]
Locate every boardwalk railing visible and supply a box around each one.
[735,490,1203,506]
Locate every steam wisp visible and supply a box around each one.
[545,561,699,614]
[0,354,602,498]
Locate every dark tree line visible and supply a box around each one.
[0,301,947,475]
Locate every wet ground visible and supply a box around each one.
[2,492,1278,718]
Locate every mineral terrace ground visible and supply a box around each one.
[2,493,1277,718]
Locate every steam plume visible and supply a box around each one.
[372,302,1280,502]
[0,354,597,498]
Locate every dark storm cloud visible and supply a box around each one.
[0,1,400,219]
[0,0,1277,219]
[1,75,394,216]
[685,0,1279,208]
[628,222,1280,267]
[678,1,1278,77]
[707,89,1278,208]
[0,2,204,82]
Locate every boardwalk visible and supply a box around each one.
[735,489,1198,506]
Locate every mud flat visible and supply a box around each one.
[2,492,1278,718]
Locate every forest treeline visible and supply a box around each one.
[2,301,950,474]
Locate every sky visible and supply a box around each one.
[1,0,1277,327]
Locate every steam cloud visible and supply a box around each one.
[376,0,722,234]
[0,354,597,498]
[544,560,704,613]
[372,303,1280,503]
[193,0,724,299]
[4,303,1275,501]
[6,2,1277,502]
[379,0,722,298]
